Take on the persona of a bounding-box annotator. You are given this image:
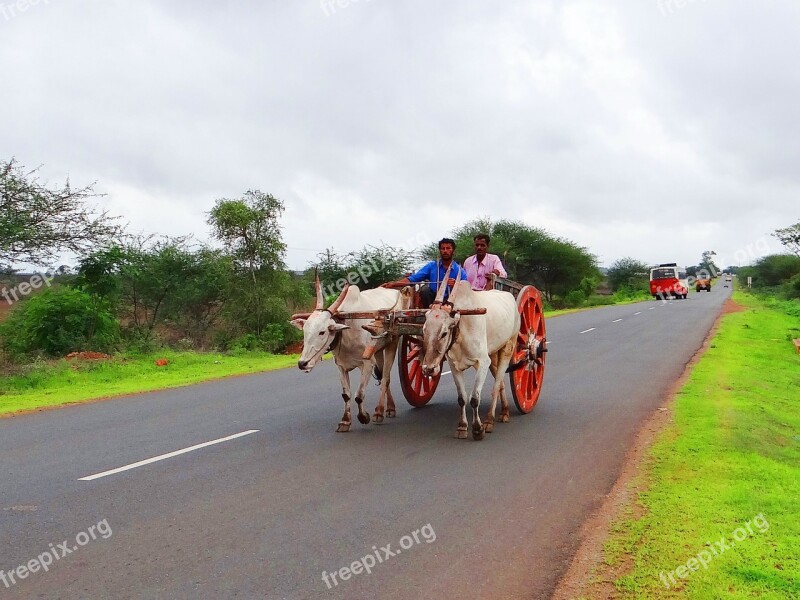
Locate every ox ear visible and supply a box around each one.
[290,318,306,330]
[329,322,349,332]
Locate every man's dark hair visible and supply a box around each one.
[438,237,456,250]
[473,233,491,245]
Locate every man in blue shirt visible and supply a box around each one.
[384,238,469,307]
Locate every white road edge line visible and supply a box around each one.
[649,307,655,310]
[634,311,642,315]
[579,328,595,334]
[612,318,623,323]
[78,430,260,481]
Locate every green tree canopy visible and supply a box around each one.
[773,222,800,257]
[739,254,800,287]
[606,257,649,292]
[426,218,599,301]
[207,190,286,278]
[1,158,122,268]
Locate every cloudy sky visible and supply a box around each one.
[3,0,798,271]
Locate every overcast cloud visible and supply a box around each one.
[2,0,798,271]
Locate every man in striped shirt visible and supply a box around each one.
[463,234,507,291]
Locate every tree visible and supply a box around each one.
[773,222,800,257]
[740,254,800,287]
[310,243,419,299]
[0,158,122,268]
[606,257,649,292]
[697,250,720,278]
[207,191,291,337]
[76,236,199,341]
[207,190,286,281]
[426,218,600,302]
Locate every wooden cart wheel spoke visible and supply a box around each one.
[399,335,439,407]
[510,286,546,414]
[408,359,420,381]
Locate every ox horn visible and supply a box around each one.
[327,284,350,315]
[451,267,463,301]
[433,264,453,304]
[315,268,324,310]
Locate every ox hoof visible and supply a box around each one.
[500,414,510,423]
[472,423,486,441]
[357,412,371,425]
[336,422,351,433]
[484,421,494,433]
[373,413,384,424]
[455,429,468,439]
[386,409,397,418]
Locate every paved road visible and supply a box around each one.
[0,284,730,599]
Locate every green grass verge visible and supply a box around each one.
[601,291,800,598]
[0,289,740,419]
[0,350,298,416]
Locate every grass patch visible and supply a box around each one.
[600,291,800,598]
[0,350,298,416]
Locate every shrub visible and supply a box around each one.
[225,323,300,354]
[781,273,800,300]
[0,288,119,360]
[586,294,614,307]
[564,290,587,308]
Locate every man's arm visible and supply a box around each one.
[382,262,431,288]
[446,264,470,288]
[491,254,508,278]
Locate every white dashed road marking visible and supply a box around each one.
[78,430,260,481]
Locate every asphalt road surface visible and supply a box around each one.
[0,283,731,600]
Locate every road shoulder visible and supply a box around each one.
[551,298,746,599]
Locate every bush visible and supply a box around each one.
[586,294,614,307]
[781,273,800,300]
[225,323,300,354]
[564,290,587,308]
[611,286,650,303]
[0,288,119,360]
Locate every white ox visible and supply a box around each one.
[291,277,406,432]
[420,275,519,440]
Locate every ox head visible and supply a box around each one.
[421,266,461,377]
[421,306,460,377]
[291,272,350,372]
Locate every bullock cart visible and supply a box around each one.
[357,277,548,414]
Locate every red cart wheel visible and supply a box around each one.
[510,286,547,414]
[398,334,440,407]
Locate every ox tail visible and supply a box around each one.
[372,364,383,382]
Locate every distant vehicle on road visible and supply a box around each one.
[650,263,688,299]
[695,275,712,292]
